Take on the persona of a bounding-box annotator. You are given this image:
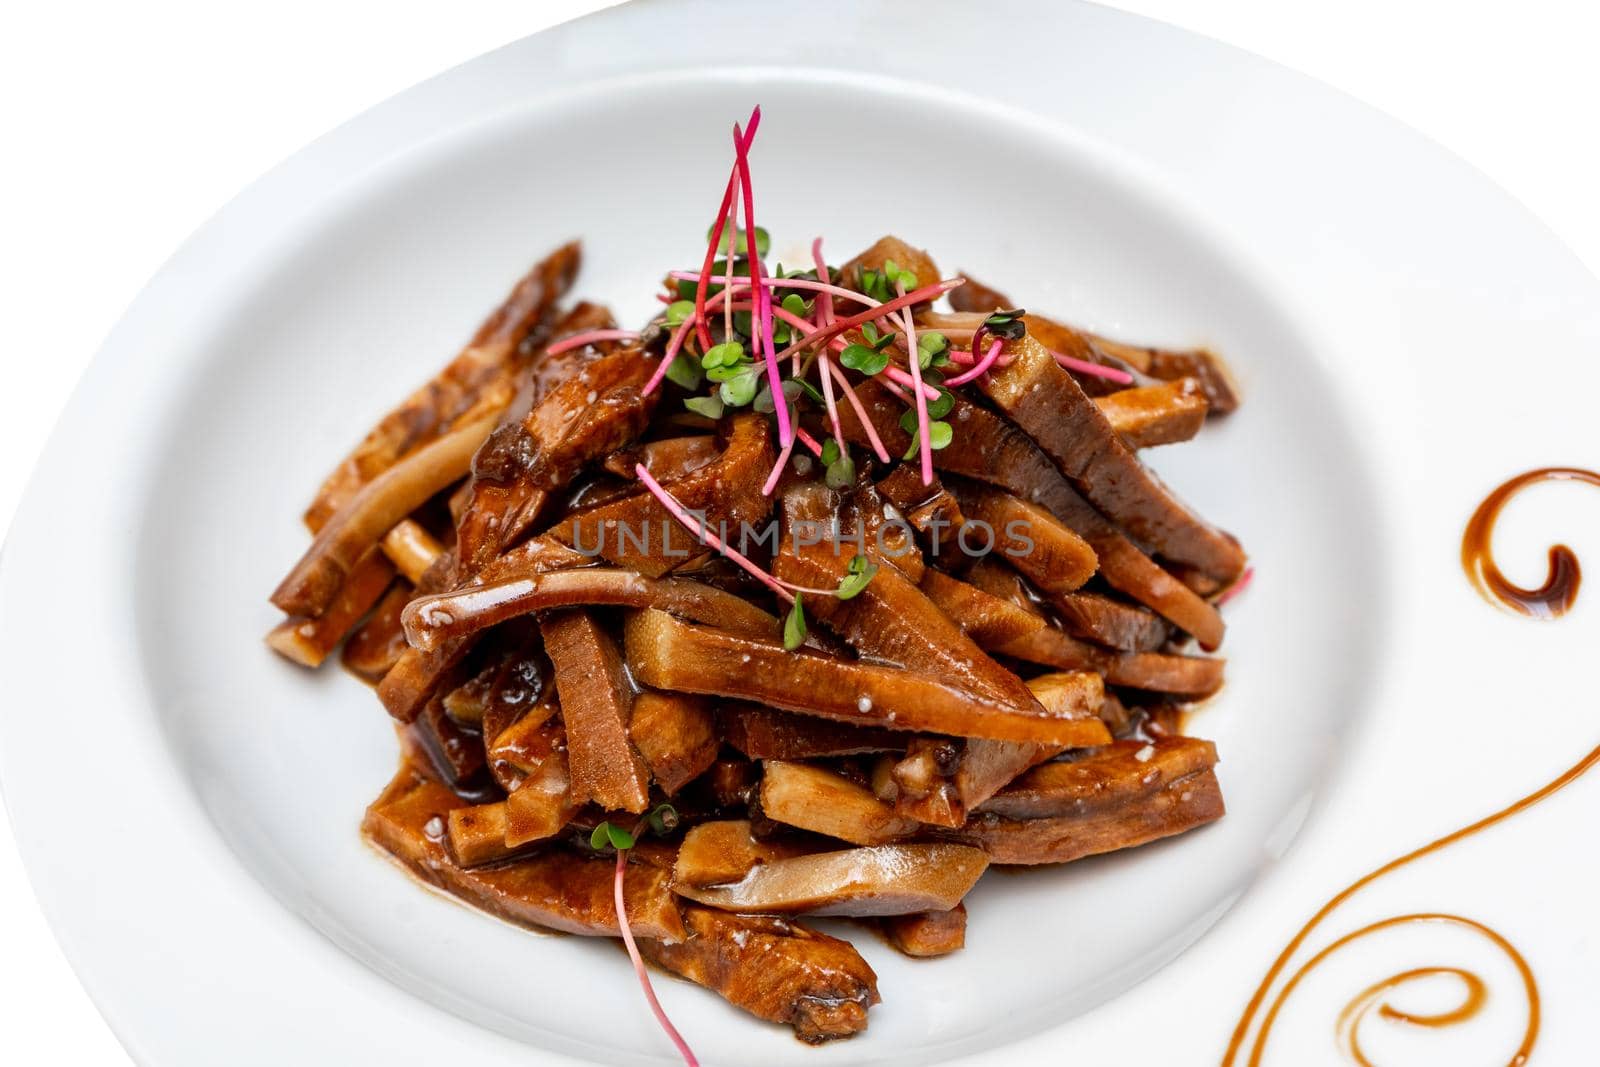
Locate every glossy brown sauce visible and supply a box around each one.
[1226,473,1600,1064]
[1220,740,1600,1064]
[1461,467,1600,617]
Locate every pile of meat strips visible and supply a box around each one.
[267,236,1246,1045]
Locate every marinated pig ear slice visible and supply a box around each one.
[882,903,967,958]
[402,568,778,651]
[721,705,902,760]
[551,414,776,577]
[1091,335,1241,415]
[776,484,1037,708]
[936,390,1226,649]
[504,752,580,848]
[673,820,820,889]
[916,569,1044,649]
[544,609,651,813]
[624,609,1108,746]
[265,548,396,669]
[272,411,500,618]
[340,581,415,681]
[978,738,1218,819]
[976,333,1246,583]
[1000,625,1226,698]
[456,343,660,572]
[362,766,685,940]
[1094,379,1209,449]
[947,479,1098,596]
[889,672,1109,828]
[447,802,529,868]
[628,691,719,795]
[638,905,878,1044]
[677,843,988,918]
[875,464,964,548]
[307,241,580,529]
[604,435,720,480]
[948,754,1224,865]
[759,761,920,846]
[1053,591,1171,653]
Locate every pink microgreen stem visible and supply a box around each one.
[544,328,640,357]
[810,237,835,325]
[760,437,795,497]
[943,338,1005,387]
[1215,566,1255,607]
[613,849,699,1067]
[894,284,933,484]
[666,271,880,311]
[825,361,891,462]
[883,365,941,402]
[693,109,761,350]
[772,278,965,364]
[732,121,791,449]
[817,352,846,454]
[634,462,793,603]
[1050,350,1135,385]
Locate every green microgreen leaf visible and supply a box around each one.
[664,353,703,391]
[784,376,824,405]
[781,293,810,318]
[883,259,918,291]
[825,453,856,490]
[840,343,890,376]
[783,593,807,651]
[901,419,954,460]
[646,803,679,836]
[709,224,771,258]
[684,395,725,420]
[665,300,696,327]
[719,367,760,407]
[835,554,879,600]
[820,439,841,467]
[702,341,745,370]
[590,821,635,851]
[983,308,1028,341]
[927,386,956,420]
[917,331,949,368]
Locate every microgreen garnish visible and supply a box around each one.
[664,300,696,327]
[860,259,918,303]
[590,821,637,852]
[664,354,703,391]
[785,376,824,404]
[917,331,950,368]
[926,385,956,420]
[780,293,810,318]
[825,453,855,489]
[718,367,761,407]
[646,803,680,836]
[835,554,878,600]
[840,343,889,376]
[902,419,953,459]
[983,308,1027,340]
[783,593,807,650]
[709,223,770,258]
[701,341,745,370]
[684,395,724,419]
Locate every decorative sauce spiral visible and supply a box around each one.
[1224,470,1600,1064]
[1460,467,1600,617]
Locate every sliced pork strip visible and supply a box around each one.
[639,906,878,1044]
[362,765,684,940]
[543,609,651,813]
[625,609,1109,746]
[976,333,1246,583]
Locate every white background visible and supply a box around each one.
[2,1,1597,1061]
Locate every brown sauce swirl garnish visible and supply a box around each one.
[1461,467,1600,617]
[1221,740,1600,1064]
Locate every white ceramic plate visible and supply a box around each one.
[6,1,1600,1064]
